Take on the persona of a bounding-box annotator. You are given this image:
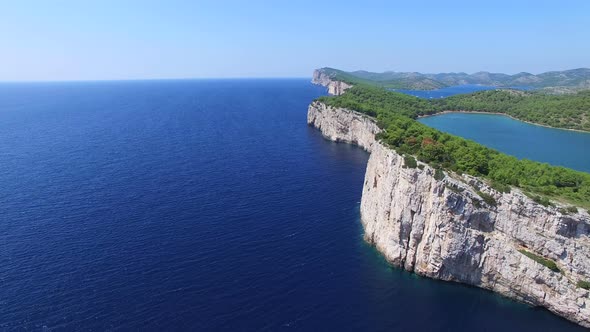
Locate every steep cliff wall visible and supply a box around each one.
[307,101,381,152]
[312,69,352,95]
[308,101,590,327]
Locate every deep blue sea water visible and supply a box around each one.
[0,80,586,331]
[419,113,590,173]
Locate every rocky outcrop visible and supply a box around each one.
[308,101,590,327]
[312,69,352,95]
[307,101,380,152]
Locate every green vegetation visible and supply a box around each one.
[317,86,590,208]
[558,206,579,215]
[529,194,553,207]
[477,191,497,207]
[319,85,590,132]
[490,181,511,194]
[436,90,590,131]
[403,155,418,169]
[445,184,464,193]
[320,68,445,90]
[319,85,436,118]
[320,67,590,131]
[318,67,590,92]
[518,249,560,272]
[434,168,445,181]
[577,280,590,290]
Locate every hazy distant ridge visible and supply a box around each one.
[319,67,590,91]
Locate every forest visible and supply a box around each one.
[437,90,590,131]
[317,86,590,208]
[320,67,590,92]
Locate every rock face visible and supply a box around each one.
[307,101,381,152]
[308,101,590,327]
[312,69,352,95]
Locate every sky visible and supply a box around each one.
[1,0,589,81]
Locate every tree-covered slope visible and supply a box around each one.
[436,90,590,131]
[320,85,590,131]
[318,67,590,91]
[317,86,590,208]
[320,68,446,90]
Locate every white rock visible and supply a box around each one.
[311,69,353,96]
[308,102,590,327]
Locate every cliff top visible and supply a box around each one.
[316,86,590,210]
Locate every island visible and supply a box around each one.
[309,69,590,327]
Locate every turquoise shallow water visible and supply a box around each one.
[419,112,590,173]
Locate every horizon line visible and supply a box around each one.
[0,76,311,84]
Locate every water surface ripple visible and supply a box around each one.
[0,80,584,331]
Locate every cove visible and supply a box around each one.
[419,112,590,173]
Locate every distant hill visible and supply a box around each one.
[316,67,590,91]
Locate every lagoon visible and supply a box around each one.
[418,112,590,173]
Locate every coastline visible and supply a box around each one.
[311,72,590,135]
[308,101,590,327]
[418,110,590,134]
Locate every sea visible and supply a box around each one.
[0,79,586,331]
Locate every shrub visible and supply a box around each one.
[445,184,464,193]
[473,200,482,209]
[518,249,560,272]
[434,168,445,181]
[577,280,590,290]
[403,155,417,169]
[477,191,497,207]
[532,195,552,207]
[558,206,578,215]
[491,181,511,193]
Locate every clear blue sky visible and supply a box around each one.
[1,0,589,81]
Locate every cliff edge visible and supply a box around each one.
[312,69,352,95]
[308,101,590,327]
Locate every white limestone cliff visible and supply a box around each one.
[307,101,380,152]
[308,101,590,327]
[312,69,352,95]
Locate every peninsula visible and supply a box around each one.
[309,69,590,327]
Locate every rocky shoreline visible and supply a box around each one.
[308,100,590,327]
